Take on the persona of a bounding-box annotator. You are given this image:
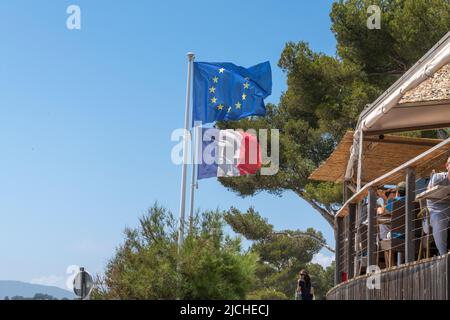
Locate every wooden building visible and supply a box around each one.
[309,31,450,300]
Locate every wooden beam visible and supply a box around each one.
[357,130,364,191]
[405,167,416,263]
[347,204,356,280]
[347,183,356,193]
[367,188,377,269]
[364,135,443,147]
[343,181,349,202]
[354,203,362,277]
[335,217,344,286]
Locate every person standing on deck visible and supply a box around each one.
[377,187,391,240]
[427,157,450,256]
[377,187,395,266]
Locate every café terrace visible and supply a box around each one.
[309,31,450,300]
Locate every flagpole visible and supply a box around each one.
[178,52,195,249]
[188,122,201,232]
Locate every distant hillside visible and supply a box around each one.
[0,280,74,300]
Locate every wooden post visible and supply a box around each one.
[343,181,349,202]
[405,167,416,263]
[367,187,377,268]
[354,203,362,276]
[357,130,364,191]
[347,204,356,279]
[335,216,343,285]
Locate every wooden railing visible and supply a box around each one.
[336,137,450,218]
[333,137,450,287]
[327,254,450,300]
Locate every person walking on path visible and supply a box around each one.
[295,270,313,300]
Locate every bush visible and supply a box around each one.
[246,288,288,300]
[92,203,257,300]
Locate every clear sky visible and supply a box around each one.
[0,0,337,289]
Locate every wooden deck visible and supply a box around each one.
[327,253,450,300]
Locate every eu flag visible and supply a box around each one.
[193,61,272,125]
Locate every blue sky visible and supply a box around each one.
[0,0,337,289]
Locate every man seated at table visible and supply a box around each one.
[388,183,406,209]
[426,157,450,256]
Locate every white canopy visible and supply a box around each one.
[345,31,450,182]
[361,31,450,134]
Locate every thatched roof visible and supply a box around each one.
[399,63,450,105]
[309,131,443,184]
[308,132,353,183]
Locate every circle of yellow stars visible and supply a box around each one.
[209,69,250,114]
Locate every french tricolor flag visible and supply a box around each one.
[197,128,262,180]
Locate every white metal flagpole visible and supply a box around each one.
[188,122,201,232]
[178,52,195,249]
